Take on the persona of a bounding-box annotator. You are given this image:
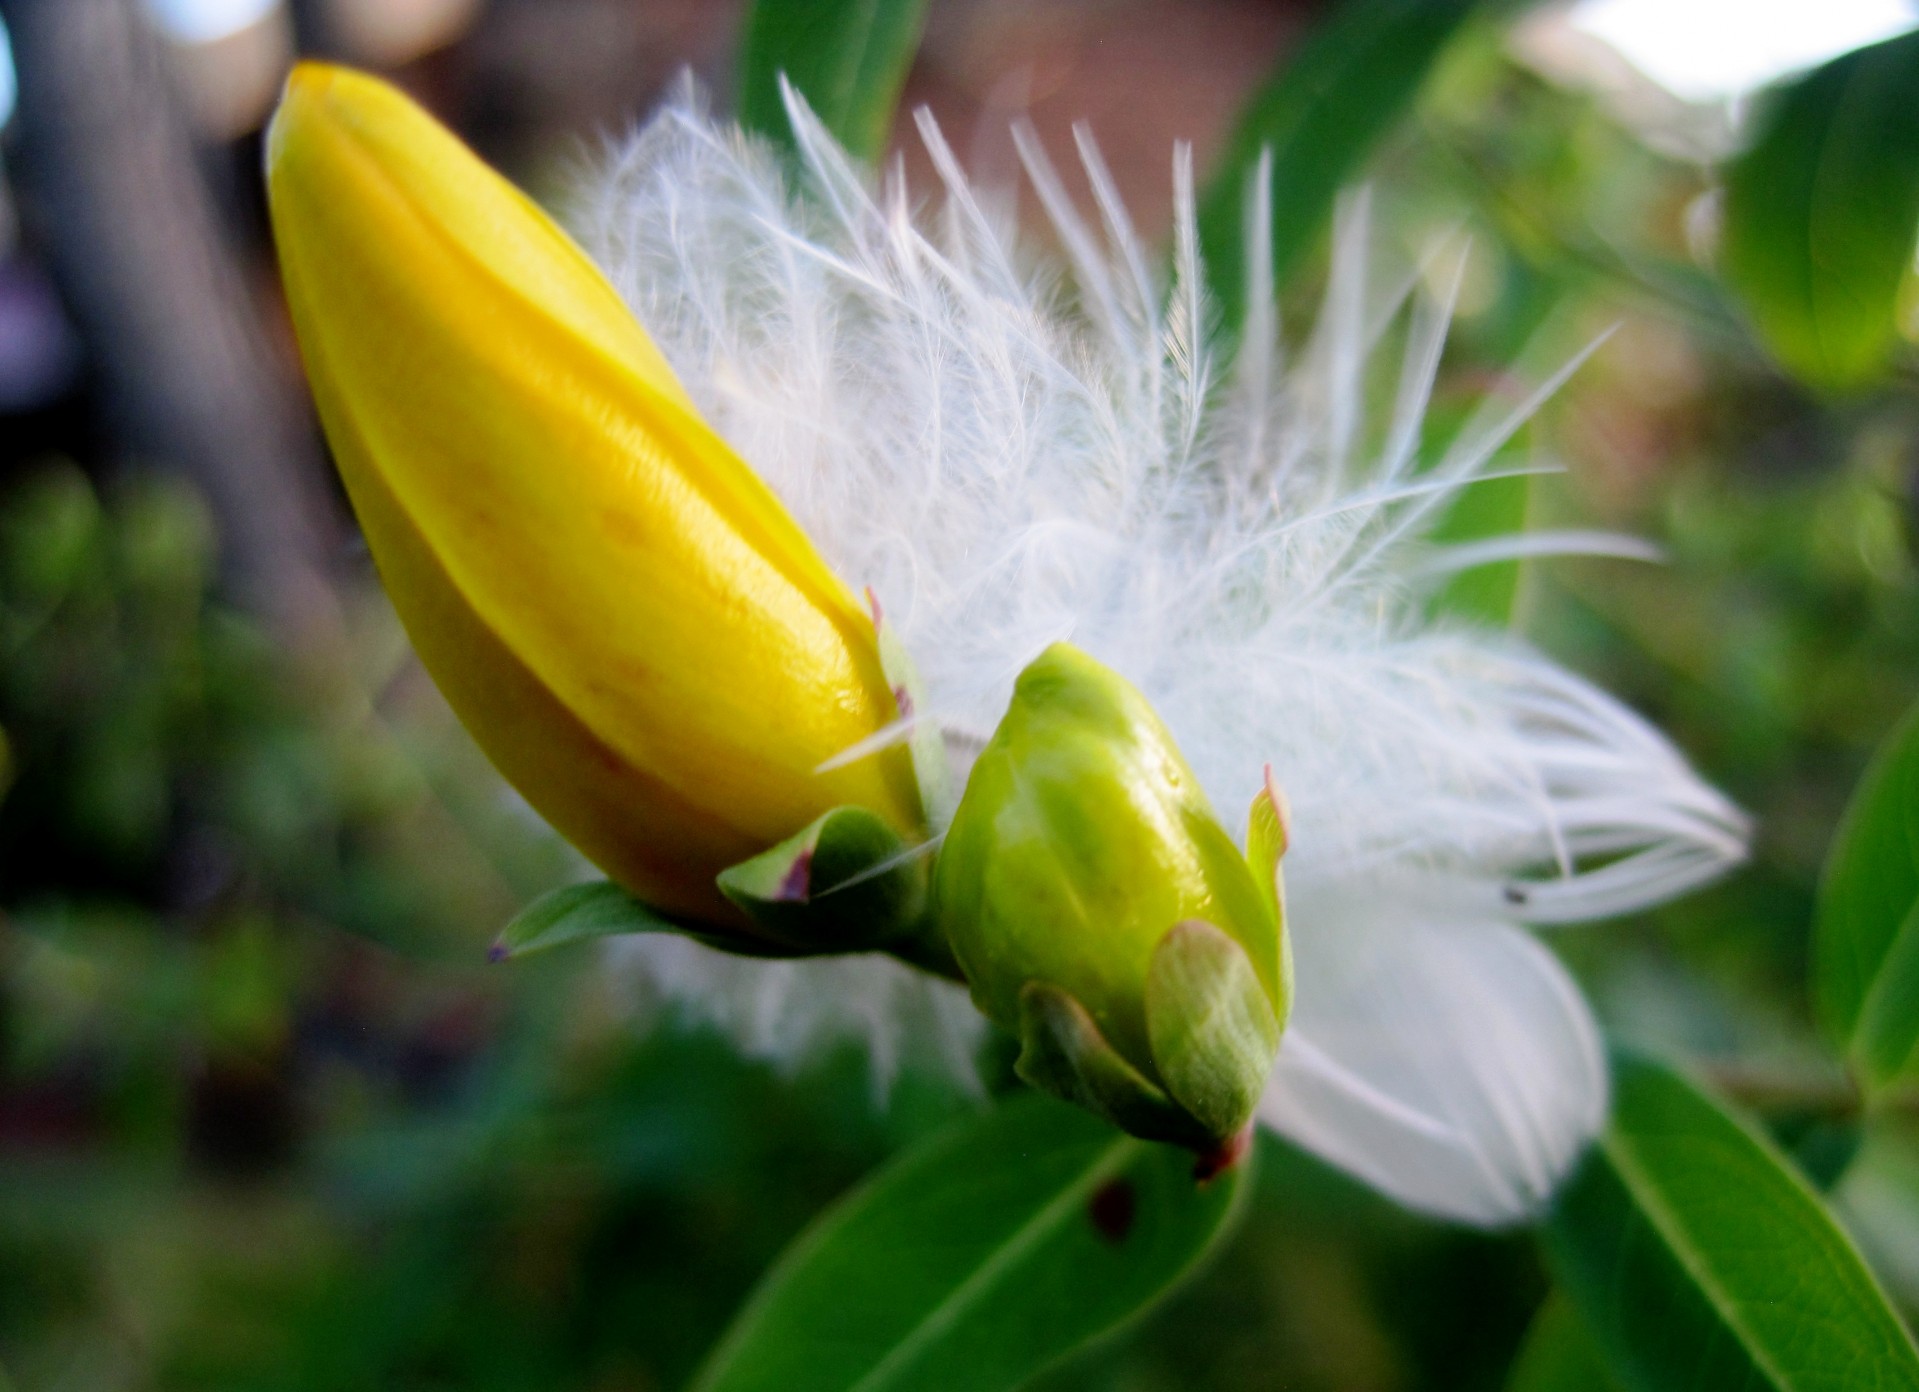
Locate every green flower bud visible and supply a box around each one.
[936,642,1291,1152]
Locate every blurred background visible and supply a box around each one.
[0,0,1916,1387]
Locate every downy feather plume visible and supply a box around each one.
[576,82,1747,1225]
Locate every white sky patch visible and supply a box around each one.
[144,0,281,45]
[0,17,15,131]
[1568,0,1918,102]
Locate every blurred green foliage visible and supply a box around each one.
[1815,698,1919,1093]
[1197,0,1481,322]
[737,0,930,164]
[1722,30,1919,396]
[0,465,981,1387]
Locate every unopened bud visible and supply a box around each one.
[934,643,1290,1150]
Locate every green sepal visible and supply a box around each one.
[491,880,687,961]
[1244,769,1288,930]
[491,878,891,967]
[1015,980,1213,1151]
[869,589,949,824]
[1242,768,1295,1031]
[1144,919,1281,1141]
[717,805,950,970]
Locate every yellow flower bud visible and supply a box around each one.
[265,64,923,932]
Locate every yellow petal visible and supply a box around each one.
[267,64,922,927]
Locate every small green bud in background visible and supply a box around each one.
[935,643,1291,1156]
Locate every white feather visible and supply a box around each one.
[608,933,986,1101]
[574,83,1748,1223]
[1264,877,1608,1225]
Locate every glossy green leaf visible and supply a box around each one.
[691,1092,1249,1392]
[1196,0,1480,323]
[1544,1052,1919,1392]
[1816,701,1919,1092]
[489,880,680,961]
[1722,31,1919,395]
[1506,1296,1619,1392]
[737,0,931,164]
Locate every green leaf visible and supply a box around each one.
[1420,392,1536,627]
[1816,701,1919,1092]
[1543,1052,1919,1392]
[691,1092,1249,1392]
[1196,0,1481,324]
[1722,31,1919,395]
[737,0,931,165]
[489,881,681,961]
[1506,1296,1620,1392]
[1428,466,1532,625]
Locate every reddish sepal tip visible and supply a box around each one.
[775,848,814,903]
[1191,1125,1253,1183]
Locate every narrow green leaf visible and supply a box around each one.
[1544,1052,1919,1392]
[1419,391,1538,628]
[1722,31,1919,395]
[490,881,680,961]
[1506,1296,1620,1392]
[692,1093,1248,1392]
[1428,466,1531,625]
[1196,0,1480,323]
[737,0,931,164]
[1816,701,1919,1092]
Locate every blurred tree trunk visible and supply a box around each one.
[0,0,343,641]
